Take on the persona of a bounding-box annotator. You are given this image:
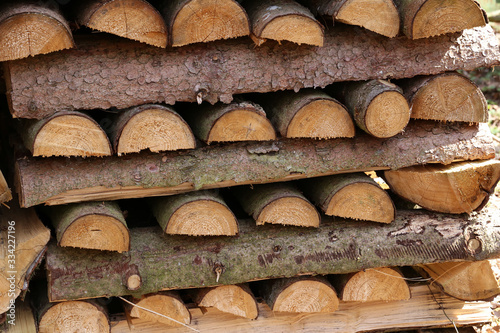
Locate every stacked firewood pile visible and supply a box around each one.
[2,0,500,332]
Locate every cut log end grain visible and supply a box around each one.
[196,284,259,319]
[114,106,196,155]
[170,0,250,47]
[418,261,500,301]
[384,159,500,214]
[257,197,320,227]
[406,73,488,123]
[286,99,355,139]
[38,301,109,333]
[0,171,12,203]
[364,91,410,138]
[400,0,487,39]
[26,113,112,157]
[0,7,74,62]
[81,0,167,48]
[335,0,400,38]
[208,110,276,143]
[340,268,411,302]
[129,292,191,327]
[260,15,324,46]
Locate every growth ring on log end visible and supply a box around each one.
[129,292,191,327]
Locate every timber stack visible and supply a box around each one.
[1,0,500,332]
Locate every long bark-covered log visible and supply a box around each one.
[5,24,500,119]
[15,121,495,208]
[46,207,500,301]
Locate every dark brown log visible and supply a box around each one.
[0,170,12,203]
[108,104,196,155]
[45,207,500,301]
[15,121,496,208]
[73,0,167,48]
[242,0,324,46]
[300,173,395,223]
[151,191,239,236]
[46,201,130,253]
[0,1,74,62]
[19,111,112,157]
[394,0,487,39]
[384,159,500,214]
[257,89,355,139]
[234,183,320,227]
[400,72,488,123]
[194,284,258,319]
[5,25,500,119]
[299,0,400,37]
[336,80,410,138]
[182,100,276,143]
[259,276,339,313]
[159,0,250,47]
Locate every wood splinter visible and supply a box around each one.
[194,284,259,319]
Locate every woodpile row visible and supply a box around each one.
[1,0,500,332]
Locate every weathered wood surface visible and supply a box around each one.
[109,284,493,332]
[5,24,500,119]
[15,121,496,208]
[46,207,500,301]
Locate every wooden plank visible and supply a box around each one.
[109,284,493,332]
[46,207,500,301]
[14,121,496,208]
[5,24,500,119]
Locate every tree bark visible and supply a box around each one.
[394,0,487,39]
[300,173,395,223]
[241,0,324,46]
[72,0,167,48]
[46,207,500,301]
[0,170,12,203]
[398,72,488,123]
[19,111,112,158]
[158,0,250,47]
[5,24,500,119]
[15,121,496,208]
[182,100,276,144]
[107,104,196,155]
[46,201,130,253]
[193,284,258,319]
[299,0,400,37]
[384,159,500,214]
[233,182,320,227]
[0,1,74,62]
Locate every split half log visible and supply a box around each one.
[257,89,355,139]
[333,267,411,302]
[300,173,395,223]
[400,72,488,123]
[6,25,500,119]
[182,101,276,143]
[14,121,496,208]
[151,191,239,236]
[107,104,196,155]
[416,261,500,301]
[0,170,12,203]
[259,276,339,313]
[0,1,74,62]
[46,201,130,253]
[73,0,167,48]
[0,203,50,313]
[384,159,500,214]
[299,0,400,37]
[395,0,487,39]
[194,284,258,319]
[19,111,112,157]
[335,80,410,138]
[242,0,324,46]
[233,183,320,227]
[159,0,250,47]
[128,291,191,327]
[45,207,500,301]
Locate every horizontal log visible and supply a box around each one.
[5,24,500,119]
[46,207,500,301]
[15,121,495,207]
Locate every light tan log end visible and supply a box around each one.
[129,292,191,327]
[260,15,324,46]
[85,0,167,48]
[208,110,276,143]
[257,197,320,227]
[365,91,410,138]
[171,0,250,47]
[197,285,259,319]
[0,171,12,203]
[38,301,109,333]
